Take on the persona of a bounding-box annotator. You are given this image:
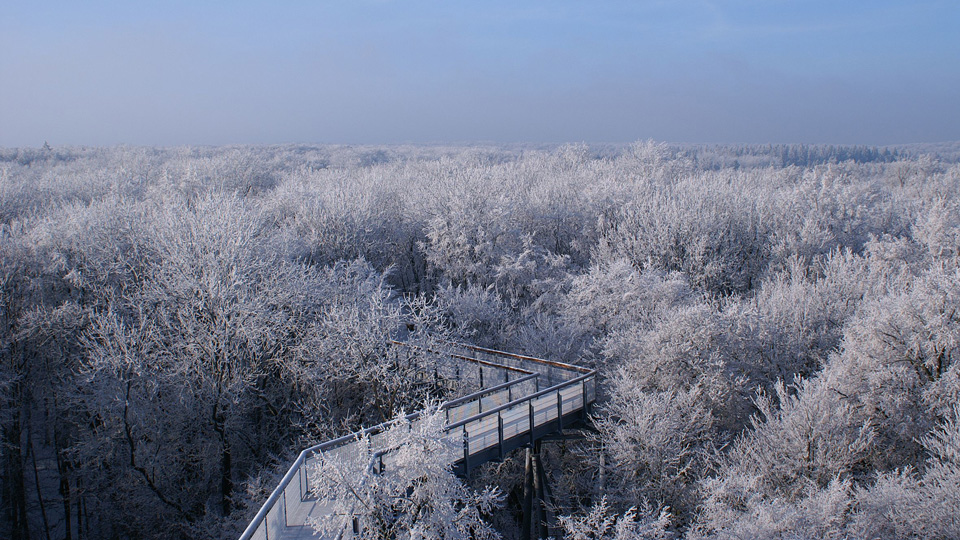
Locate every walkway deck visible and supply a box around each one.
[238,343,596,540]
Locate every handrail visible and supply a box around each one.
[237,446,310,540]
[441,373,538,409]
[450,353,537,375]
[445,370,596,430]
[388,339,537,376]
[304,370,539,455]
[455,343,594,375]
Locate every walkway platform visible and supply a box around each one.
[238,342,596,540]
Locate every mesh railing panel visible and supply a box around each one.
[450,344,587,389]
[560,384,583,413]
[447,401,481,424]
[501,405,530,440]
[531,394,559,426]
[265,497,285,540]
[466,414,501,452]
[248,522,267,540]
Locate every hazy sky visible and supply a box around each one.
[2,1,958,147]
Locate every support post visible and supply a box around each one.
[498,415,505,461]
[535,451,556,540]
[581,381,588,422]
[532,443,545,540]
[304,456,311,496]
[528,400,536,446]
[521,449,533,540]
[556,390,563,434]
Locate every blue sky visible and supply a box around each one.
[1,1,958,146]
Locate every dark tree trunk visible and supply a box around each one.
[3,403,29,540]
[58,450,72,540]
[213,401,232,516]
[220,444,232,516]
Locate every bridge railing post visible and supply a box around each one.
[304,454,312,499]
[498,415,505,461]
[581,381,588,421]
[463,427,471,473]
[529,399,536,446]
[556,389,563,434]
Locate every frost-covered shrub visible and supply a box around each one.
[695,377,873,538]
[766,161,909,268]
[493,235,571,308]
[605,303,751,434]
[264,165,427,289]
[72,193,334,531]
[596,174,771,296]
[596,384,715,520]
[849,406,960,540]
[563,260,694,351]
[419,165,523,287]
[912,196,960,264]
[691,477,853,540]
[435,282,514,348]
[702,379,874,504]
[694,258,960,537]
[719,249,877,391]
[559,497,672,540]
[820,266,960,468]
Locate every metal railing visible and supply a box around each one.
[238,343,595,540]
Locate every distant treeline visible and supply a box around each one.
[685,143,908,169]
[4,140,960,169]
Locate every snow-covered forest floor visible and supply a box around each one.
[2,141,959,539]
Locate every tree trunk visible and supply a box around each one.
[220,444,232,516]
[212,402,232,516]
[2,403,29,540]
[57,450,72,540]
[28,437,52,540]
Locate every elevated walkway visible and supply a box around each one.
[238,343,596,540]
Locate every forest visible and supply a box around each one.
[1,140,959,540]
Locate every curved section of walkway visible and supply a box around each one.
[238,343,596,540]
